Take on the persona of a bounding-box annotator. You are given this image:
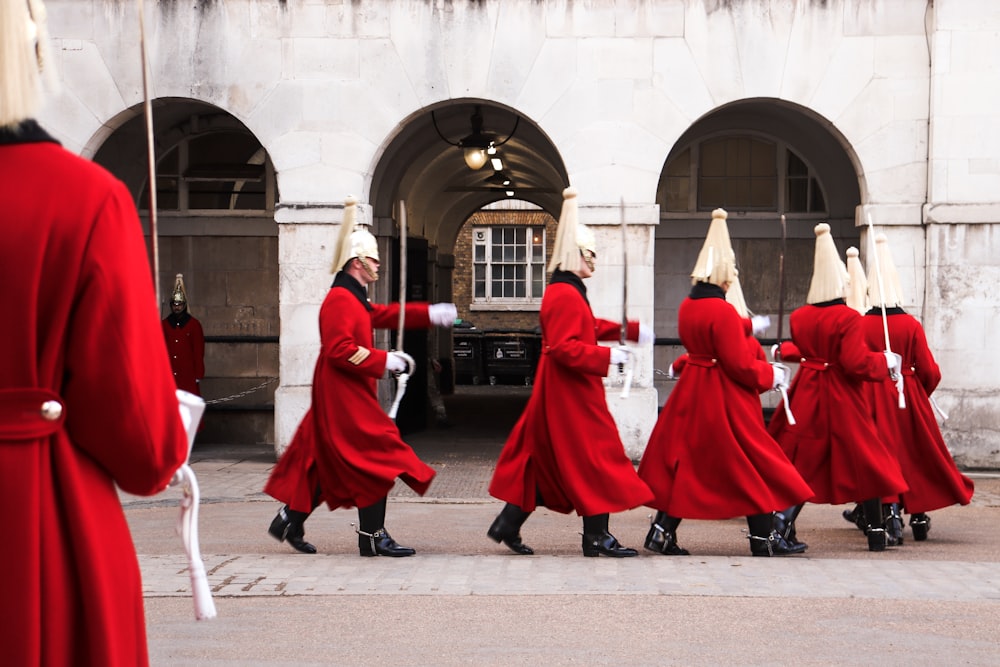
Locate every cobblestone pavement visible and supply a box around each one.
[125,386,1000,665]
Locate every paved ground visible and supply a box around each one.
[125,386,1000,666]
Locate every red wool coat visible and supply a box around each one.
[162,313,205,395]
[265,274,436,512]
[488,275,654,516]
[860,310,974,513]
[0,127,189,667]
[768,301,908,504]
[637,290,813,519]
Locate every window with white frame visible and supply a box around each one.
[472,226,546,303]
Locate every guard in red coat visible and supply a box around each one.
[162,273,206,395]
[264,196,457,556]
[637,209,813,557]
[0,4,189,663]
[768,223,909,552]
[859,234,974,541]
[487,187,654,557]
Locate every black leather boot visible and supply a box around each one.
[842,503,866,532]
[644,512,689,555]
[883,503,904,546]
[356,497,415,557]
[774,505,807,549]
[862,498,886,552]
[910,512,931,541]
[746,514,806,556]
[582,514,637,557]
[487,504,534,555]
[268,506,317,554]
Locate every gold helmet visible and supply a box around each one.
[845,246,869,314]
[691,208,738,287]
[867,233,905,308]
[547,187,596,273]
[331,195,380,274]
[171,273,188,305]
[806,223,850,304]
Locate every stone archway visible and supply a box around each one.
[93,99,279,446]
[653,99,863,404]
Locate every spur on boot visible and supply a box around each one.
[773,510,807,551]
[357,527,415,557]
[883,503,904,546]
[748,530,806,557]
[582,531,638,558]
[643,521,689,556]
[268,507,317,554]
[842,504,866,532]
[909,513,931,541]
[487,515,534,555]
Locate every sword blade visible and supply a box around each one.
[397,200,407,353]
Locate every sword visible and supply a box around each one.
[139,0,215,620]
[775,214,786,362]
[387,200,409,420]
[866,213,906,409]
[619,198,633,399]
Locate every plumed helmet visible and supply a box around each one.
[331,195,379,273]
[806,223,850,304]
[171,273,188,305]
[867,233,905,308]
[845,246,869,314]
[548,187,595,273]
[691,208,738,287]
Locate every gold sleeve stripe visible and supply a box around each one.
[347,347,371,365]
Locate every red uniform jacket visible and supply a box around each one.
[265,273,436,511]
[638,285,813,519]
[162,312,205,395]
[0,124,189,667]
[768,300,908,504]
[860,309,973,512]
[488,271,654,516]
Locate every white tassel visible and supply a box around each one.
[779,386,796,426]
[620,357,633,400]
[896,375,906,409]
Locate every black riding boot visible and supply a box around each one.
[644,511,689,555]
[357,497,415,557]
[862,498,887,552]
[268,505,317,554]
[882,502,904,546]
[746,513,806,556]
[582,514,637,557]
[909,512,931,541]
[774,504,807,549]
[842,503,866,532]
[487,503,534,555]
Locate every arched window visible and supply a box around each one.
[663,135,826,215]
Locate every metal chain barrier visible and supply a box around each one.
[204,377,279,405]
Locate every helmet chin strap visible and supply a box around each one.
[581,249,596,272]
[358,256,379,282]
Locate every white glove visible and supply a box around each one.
[751,315,771,336]
[770,344,780,362]
[428,303,457,327]
[385,351,409,374]
[609,346,631,366]
[771,363,788,389]
[884,351,902,377]
[638,324,656,345]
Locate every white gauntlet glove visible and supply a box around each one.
[385,351,411,375]
[771,363,789,389]
[638,324,656,345]
[751,315,771,336]
[883,351,902,378]
[609,346,632,366]
[428,303,458,327]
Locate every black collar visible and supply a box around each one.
[166,311,192,328]
[866,306,906,316]
[811,298,846,308]
[689,282,725,300]
[0,120,59,146]
[332,271,373,311]
[550,269,589,304]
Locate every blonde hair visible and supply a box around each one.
[0,0,55,128]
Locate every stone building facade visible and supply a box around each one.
[36,0,1000,466]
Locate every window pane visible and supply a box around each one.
[811,178,826,212]
[750,177,777,208]
[787,150,807,177]
[699,179,725,208]
[666,148,690,177]
[751,140,777,176]
[786,177,809,212]
[700,141,726,177]
[474,244,486,262]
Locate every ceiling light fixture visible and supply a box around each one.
[432,105,520,171]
